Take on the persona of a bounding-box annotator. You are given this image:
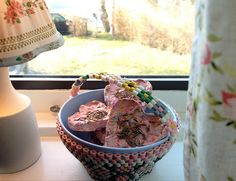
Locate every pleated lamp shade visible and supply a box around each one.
[0,0,64,173]
[0,0,64,66]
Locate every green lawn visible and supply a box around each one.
[28,35,191,75]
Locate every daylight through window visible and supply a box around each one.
[9,0,194,76]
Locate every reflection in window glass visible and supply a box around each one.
[10,0,194,76]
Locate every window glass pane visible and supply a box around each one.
[9,0,194,76]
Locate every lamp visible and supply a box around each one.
[0,0,64,173]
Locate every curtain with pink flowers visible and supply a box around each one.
[184,0,236,181]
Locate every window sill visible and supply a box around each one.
[0,137,184,181]
[0,89,186,181]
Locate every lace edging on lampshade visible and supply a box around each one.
[0,0,64,67]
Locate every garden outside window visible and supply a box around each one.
[10,0,193,90]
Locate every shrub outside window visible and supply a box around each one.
[9,0,194,76]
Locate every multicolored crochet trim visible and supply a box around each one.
[71,73,171,123]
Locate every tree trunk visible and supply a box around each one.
[100,0,111,32]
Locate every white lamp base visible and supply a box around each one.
[0,94,41,173]
[0,68,41,173]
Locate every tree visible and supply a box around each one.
[100,0,110,32]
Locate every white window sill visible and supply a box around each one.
[0,137,184,181]
[0,90,186,181]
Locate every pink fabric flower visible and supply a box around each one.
[26,8,35,15]
[3,0,47,24]
[22,52,33,59]
[201,44,212,65]
[221,90,236,107]
[4,0,24,24]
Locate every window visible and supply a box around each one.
[10,0,193,90]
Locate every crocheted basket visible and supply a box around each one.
[57,87,180,181]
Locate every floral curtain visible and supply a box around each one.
[184,0,236,181]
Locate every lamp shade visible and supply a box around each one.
[0,0,64,67]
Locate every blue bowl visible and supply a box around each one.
[57,89,180,180]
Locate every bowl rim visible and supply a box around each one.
[58,89,177,153]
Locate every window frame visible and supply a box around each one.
[11,75,189,90]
